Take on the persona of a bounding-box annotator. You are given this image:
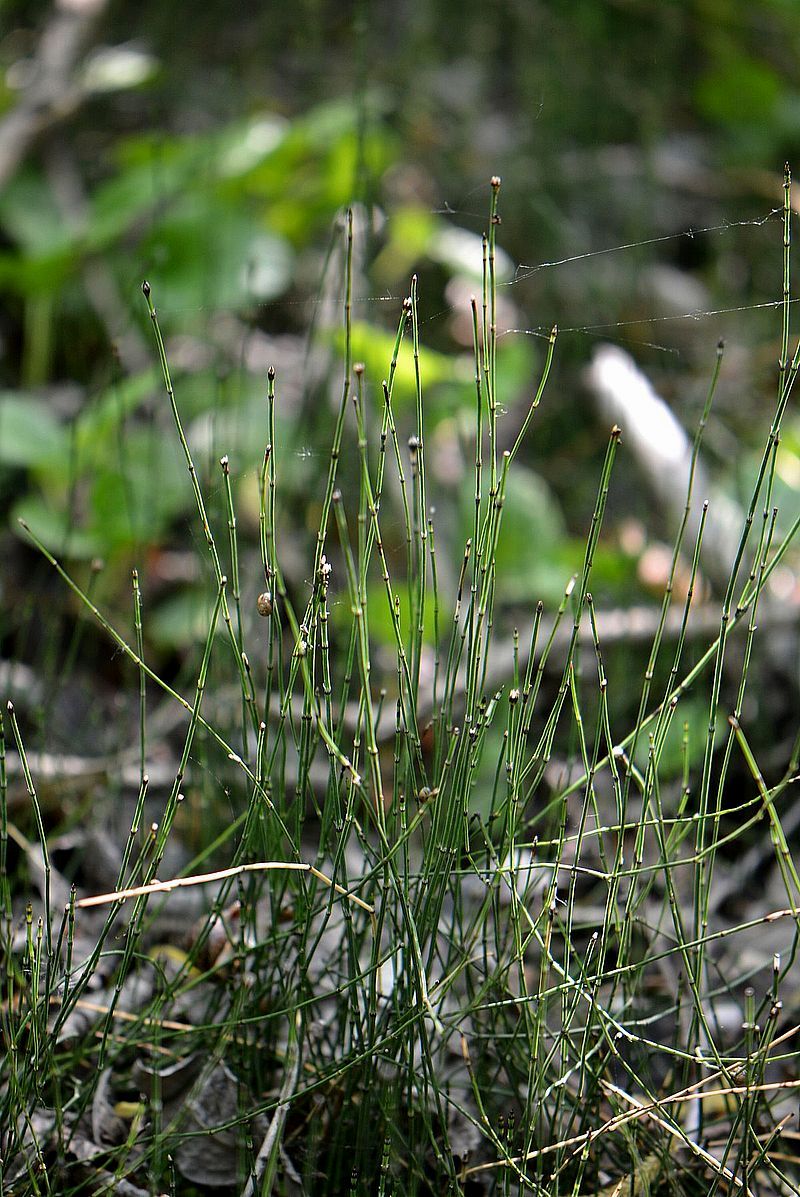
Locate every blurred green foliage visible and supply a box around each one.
[1,0,800,656]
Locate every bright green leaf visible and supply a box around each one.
[337,322,470,408]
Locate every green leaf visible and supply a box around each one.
[89,136,210,248]
[9,407,188,557]
[87,430,186,550]
[338,322,470,408]
[215,115,289,179]
[74,370,160,456]
[242,99,396,242]
[130,195,293,316]
[356,581,437,650]
[372,206,439,282]
[634,695,725,780]
[485,465,568,604]
[148,587,225,650]
[695,56,781,127]
[0,394,67,467]
[0,172,75,256]
[13,495,103,558]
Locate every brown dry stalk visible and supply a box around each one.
[74,861,374,913]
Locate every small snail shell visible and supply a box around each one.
[256,590,273,617]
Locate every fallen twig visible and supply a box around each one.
[74,860,374,913]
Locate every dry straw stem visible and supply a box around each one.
[74,860,374,913]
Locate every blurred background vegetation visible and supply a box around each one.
[1,0,799,746]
